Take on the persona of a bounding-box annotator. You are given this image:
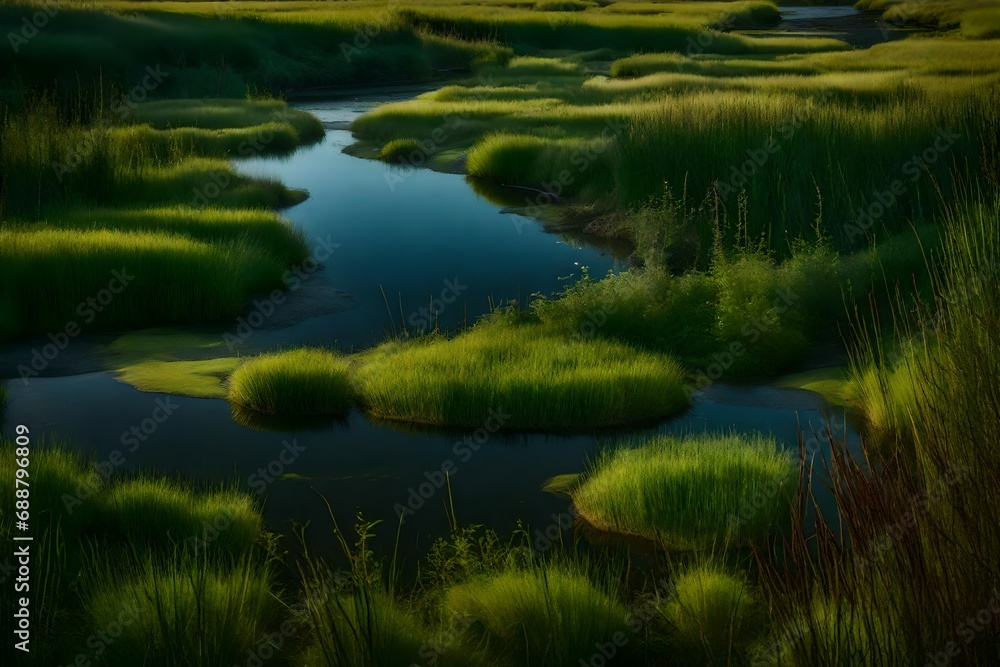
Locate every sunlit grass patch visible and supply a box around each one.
[228,348,354,416]
[568,433,796,549]
[117,358,241,399]
[661,562,765,663]
[466,132,614,198]
[109,122,303,159]
[103,477,264,554]
[378,137,426,163]
[354,321,688,428]
[130,98,325,143]
[0,228,286,339]
[445,566,631,665]
[0,444,103,537]
[41,205,309,264]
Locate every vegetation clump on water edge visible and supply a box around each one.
[228,348,354,416]
[563,433,797,549]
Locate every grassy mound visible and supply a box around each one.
[568,433,796,549]
[445,566,631,666]
[228,348,355,416]
[0,228,285,339]
[661,562,765,663]
[355,322,688,428]
[130,98,325,143]
[104,478,264,553]
[378,137,426,163]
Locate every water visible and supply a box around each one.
[781,6,860,22]
[235,93,625,351]
[0,93,861,559]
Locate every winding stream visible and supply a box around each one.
[1,93,861,558]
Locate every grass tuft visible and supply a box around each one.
[445,565,631,665]
[568,433,796,549]
[228,348,355,416]
[661,562,765,663]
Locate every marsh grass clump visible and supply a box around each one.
[43,205,309,264]
[228,348,355,416]
[466,132,615,199]
[661,562,765,663]
[444,565,632,666]
[0,444,103,538]
[299,590,437,667]
[130,98,326,144]
[569,433,796,549]
[355,321,688,428]
[378,137,426,164]
[102,477,264,555]
[0,228,286,339]
[82,551,281,667]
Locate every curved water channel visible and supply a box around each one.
[1,93,861,559]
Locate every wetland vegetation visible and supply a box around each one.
[2,0,1000,664]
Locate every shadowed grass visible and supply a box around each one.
[82,551,281,667]
[444,565,631,666]
[228,348,354,416]
[354,321,688,428]
[568,433,796,549]
[299,591,454,667]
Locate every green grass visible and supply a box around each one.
[117,359,241,399]
[0,228,286,339]
[0,441,283,666]
[856,0,1000,38]
[82,552,281,667]
[130,98,325,142]
[761,596,899,666]
[378,137,427,163]
[354,320,688,428]
[103,477,264,554]
[466,132,614,198]
[444,565,632,666]
[0,383,7,425]
[774,366,852,408]
[228,348,355,416]
[567,433,797,549]
[299,592,457,667]
[661,562,765,663]
[352,38,997,256]
[532,244,849,376]
[32,206,309,265]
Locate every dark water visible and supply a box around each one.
[2,371,859,560]
[0,93,861,561]
[781,6,860,21]
[236,94,625,351]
